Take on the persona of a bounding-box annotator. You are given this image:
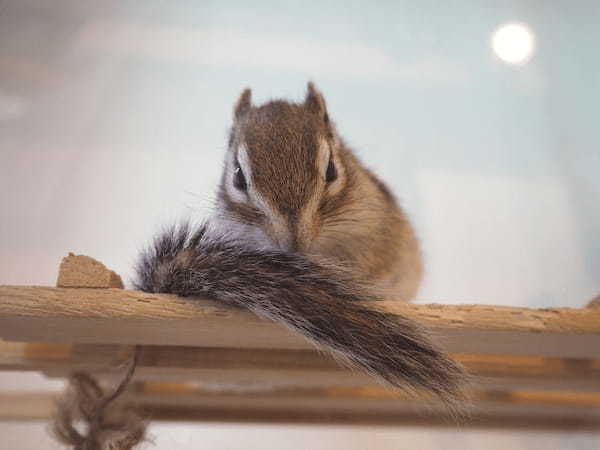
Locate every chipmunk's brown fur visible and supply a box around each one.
[135,83,466,406]
[215,83,422,300]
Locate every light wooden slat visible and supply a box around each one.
[134,386,600,430]
[136,382,600,408]
[2,341,600,392]
[1,387,599,430]
[1,286,600,358]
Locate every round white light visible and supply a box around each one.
[491,23,535,65]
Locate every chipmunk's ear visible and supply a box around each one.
[305,82,329,125]
[234,88,252,120]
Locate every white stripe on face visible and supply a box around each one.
[317,136,345,197]
[316,137,330,176]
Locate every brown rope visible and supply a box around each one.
[52,346,147,450]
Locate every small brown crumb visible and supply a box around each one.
[56,253,124,288]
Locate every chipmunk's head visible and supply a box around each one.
[217,82,350,252]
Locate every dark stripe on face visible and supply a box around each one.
[286,210,300,252]
[318,165,357,220]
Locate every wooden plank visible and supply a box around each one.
[140,403,600,430]
[134,382,600,407]
[2,341,600,392]
[1,387,599,430]
[131,382,600,431]
[1,286,600,357]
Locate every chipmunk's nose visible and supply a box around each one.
[287,237,300,253]
[287,211,316,253]
[265,212,299,253]
[271,230,299,253]
[266,208,315,253]
[283,212,302,253]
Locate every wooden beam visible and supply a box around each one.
[1,286,600,357]
[2,387,599,430]
[3,267,599,431]
[2,341,600,392]
[132,383,600,430]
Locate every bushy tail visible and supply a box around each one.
[135,223,467,406]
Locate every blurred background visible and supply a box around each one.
[0,0,599,448]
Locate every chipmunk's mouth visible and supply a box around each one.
[269,232,301,253]
[266,226,314,254]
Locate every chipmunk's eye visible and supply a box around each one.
[325,155,337,183]
[234,164,247,191]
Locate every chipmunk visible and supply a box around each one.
[135,83,466,404]
[212,83,422,301]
